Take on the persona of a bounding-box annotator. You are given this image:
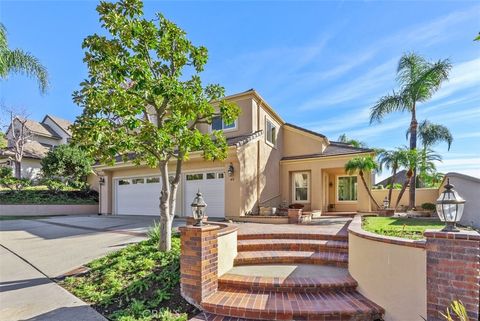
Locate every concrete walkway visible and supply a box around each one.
[0,215,185,321]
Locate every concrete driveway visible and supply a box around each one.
[0,215,185,321]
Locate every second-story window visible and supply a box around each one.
[266,119,276,146]
[211,116,236,131]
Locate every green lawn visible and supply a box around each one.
[0,187,98,205]
[362,217,445,240]
[62,227,198,321]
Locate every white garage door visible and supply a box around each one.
[184,171,225,218]
[115,176,183,216]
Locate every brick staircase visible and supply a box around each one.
[192,232,384,321]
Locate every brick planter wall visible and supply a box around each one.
[425,229,480,321]
[288,208,302,224]
[179,224,220,307]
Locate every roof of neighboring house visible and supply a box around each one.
[281,142,373,161]
[375,170,408,187]
[0,141,50,160]
[284,123,327,139]
[22,119,62,139]
[43,115,72,136]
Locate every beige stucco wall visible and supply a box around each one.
[280,154,372,212]
[349,230,426,321]
[371,188,438,208]
[283,126,327,158]
[442,173,480,228]
[18,158,42,180]
[217,229,237,276]
[87,172,100,191]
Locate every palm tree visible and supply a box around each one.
[0,23,48,93]
[344,156,381,209]
[377,148,408,206]
[407,120,452,183]
[370,53,452,209]
[394,148,440,209]
[337,133,367,148]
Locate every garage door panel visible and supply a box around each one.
[184,171,225,218]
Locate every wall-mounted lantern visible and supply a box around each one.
[191,190,207,226]
[99,176,105,185]
[227,163,234,177]
[436,179,465,232]
[383,197,390,209]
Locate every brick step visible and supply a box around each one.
[201,289,384,321]
[237,238,348,253]
[234,251,348,267]
[219,271,357,293]
[189,313,260,321]
[238,232,348,242]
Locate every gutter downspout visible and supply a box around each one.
[256,98,262,214]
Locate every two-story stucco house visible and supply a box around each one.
[1,115,72,179]
[94,89,375,218]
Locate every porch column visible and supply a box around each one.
[425,229,480,321]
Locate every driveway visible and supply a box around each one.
[0,215,185,321]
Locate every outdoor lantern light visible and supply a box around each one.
[383,197,389,209]
[191,190,207,226]
[99,177,105,185]
[436,179,465,232]
[227,163,234,177]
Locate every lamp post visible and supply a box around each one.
[191,190,207,226]
[436,179,465,232]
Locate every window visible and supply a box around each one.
[206,173,216,179]
[211,116,236,131]
[146,177,160,184]
[337,176,358,201]
[118,179,130,185]
[186,173,203,181]
[292,172,309,202]
[218,173,224,179]
[266,119,276,146]
[132,178,144,184]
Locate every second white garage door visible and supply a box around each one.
[183,171,225,218]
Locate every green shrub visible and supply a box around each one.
[421,203,436,211]
[147,221,161,243]
[0,167,31,191]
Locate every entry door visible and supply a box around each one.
[183,171,225,218]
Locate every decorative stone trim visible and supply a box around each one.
[425,229,480,321]
[348,215,426,249]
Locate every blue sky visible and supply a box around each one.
[1,0,479,180]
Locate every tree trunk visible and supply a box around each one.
[14,161,21,179]
[408,108,417,209]
[158,161,172,252]
[395,170,413,210]
[387,167,397,206]
[360,171,381,210]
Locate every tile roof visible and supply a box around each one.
[0,141,50,160]
[22,119,62,139]
[281,142,373,161]
[45,115,72,136]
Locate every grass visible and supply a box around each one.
[61,226,198,321]
[362,216,445,240]
[0,187,98,205]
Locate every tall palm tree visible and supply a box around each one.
[370,53,452,209]
[344,156,381,209]
[0,23,48,93]
[407,120,453,183]
[377,148,408,206]
[337,133,367,148]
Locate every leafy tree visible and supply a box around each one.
[370,53,451,209]
[0,166,30,191]
[337,133,367,148]
[41,145,92,189]
[377,148,408,206]
[344,156,381,209]
[71,0,240,251]
[475,32,480,41]
[0,23,48,93]
[407,120,452,183]
[0,132,6,148]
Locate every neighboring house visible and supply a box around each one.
[375,169,425,188]
[0,115,72,179]
[94,89,375,218]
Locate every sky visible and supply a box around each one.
[1,0,479,181]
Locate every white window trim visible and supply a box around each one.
[292,171,310,203]
[265,118,277,148]
[336,175,358,203]
[209,116,238,133]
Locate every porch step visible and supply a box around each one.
[237,238,348,253]
[218,264,357,292]
[234,251,348,267]
[189,313,258,321]
[238,233,348,241]
[201,288,384,321]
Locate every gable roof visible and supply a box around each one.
[43,115,72,136]
[281,142,373,161]
[0,141,50,160]
[21,118,62,139]
[284,123,327,139]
